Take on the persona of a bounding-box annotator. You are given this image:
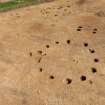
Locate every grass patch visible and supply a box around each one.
[0,0,40,11]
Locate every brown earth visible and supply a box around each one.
[0,0,105,105]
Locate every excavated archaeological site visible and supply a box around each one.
[0,0,105,105]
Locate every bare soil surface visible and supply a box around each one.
[0,0,105,105]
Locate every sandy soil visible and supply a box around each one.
[0,0,105,105]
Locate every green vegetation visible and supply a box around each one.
[0,0,40,11]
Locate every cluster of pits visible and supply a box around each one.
[29,25,100,86]
[40,1,71,18]
[77,26,98,34]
